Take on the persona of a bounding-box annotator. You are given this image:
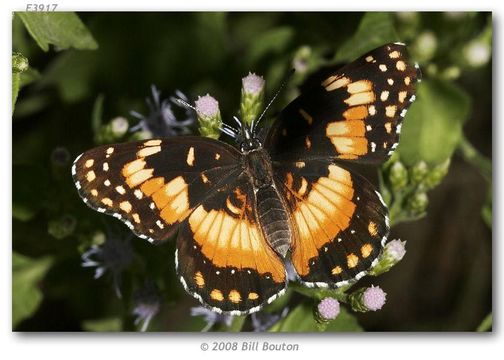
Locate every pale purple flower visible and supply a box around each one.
[195,94,220,119]
[363,285,387,311]
[132,281,161,332]
[130,85,194,137]
[385,239,407,261]
[190,306,233,332]
[81,235,133,298]
[251,308,289,332]
[242,73,265,95]
[317,298,340,320]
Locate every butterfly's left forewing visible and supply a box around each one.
[72,137,241,242]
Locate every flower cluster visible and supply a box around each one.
[381,154,450,224]
[130,86,196,138]
[81,232,134,298]
[132,281,162,332]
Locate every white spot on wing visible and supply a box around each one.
[134,189,143,199]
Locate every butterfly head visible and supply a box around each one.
[220,115,263,153]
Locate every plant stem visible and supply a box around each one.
[457,136,492,182]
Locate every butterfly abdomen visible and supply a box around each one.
[256,186,292,258]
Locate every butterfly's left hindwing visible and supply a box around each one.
[72,137,241,242]
[273,160,389,287]
[176,175,287,314]
[266,43,420,163]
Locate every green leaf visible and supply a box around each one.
[82,318,123,332]
[17,12,98,52]
[269,302,362,332]
[398,79,471,166]
[335,12,399,62]
[19,67,41,88]
[245,27,294,67]
[39,50,98,103]
[13,73,20,114]
[12,253,53,328]
[194,13,227,68]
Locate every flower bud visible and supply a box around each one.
[195,94,222,139]
[464,40,491,67]
[240,73,265,126]
[349,285,387,312]
[413,31,437,62]
[369,239,407,276]
[95,117,130,144]
[423,158,450,190]
[389,161,408,191]
[110,117,129,137]
[442,66,461,80]
[12,52,29,73]
[406,191,428,214]
[292,46,312,74]
[315,297,340,323]
[409,161,428,185]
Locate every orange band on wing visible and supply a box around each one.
[188,206,285,283]
[286,165,356,276]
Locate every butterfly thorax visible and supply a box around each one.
[241,142,293,258]
[242,147,273,189]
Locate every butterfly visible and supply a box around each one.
[72,43,420,315]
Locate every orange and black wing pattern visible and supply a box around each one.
[273,159,389,287]
[266,42,421,164]
[72,137,241,243]
[176,175,287,315]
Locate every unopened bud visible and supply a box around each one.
[410,161,429,185]
[369,239,407,276]
[12,52,29,73]
[406,192,428,214]
[195,95,222,139]
[389,161,408,191]
[240,73,265,126]
[423,158,450,190]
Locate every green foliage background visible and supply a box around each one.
[12,12,492,331]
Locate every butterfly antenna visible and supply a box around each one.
[251,68,295,133]
[222,122,240,134]
[174,97,196,111]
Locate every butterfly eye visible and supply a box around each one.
[240,138,261,153]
